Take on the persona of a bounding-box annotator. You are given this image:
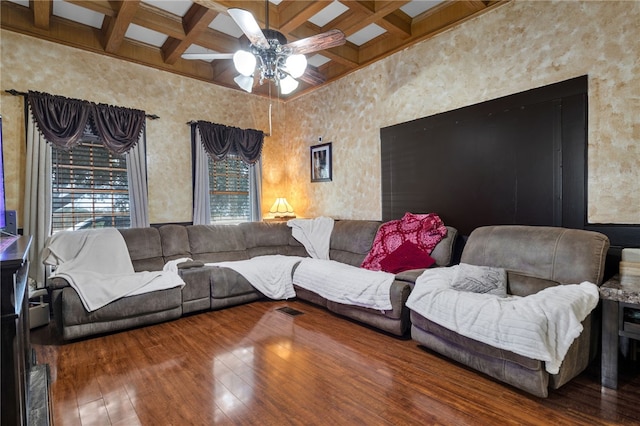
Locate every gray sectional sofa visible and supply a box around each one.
[49,220,458,341]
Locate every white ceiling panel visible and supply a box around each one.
[125,24,168,47]
[400,1,444,18]
[347,23,386,46]
[52,0,104,29]
[4,0,29,8]
[307,54,331,68]
[308,1,349,27]
[141,0,193,17]
[209,13,244,38]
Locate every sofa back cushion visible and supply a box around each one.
[118,228,165,272]
[240,222,295,257]
[460,225,610,296]
[159,225,192,261]
[187,224,249,263]
[330,220,381,266]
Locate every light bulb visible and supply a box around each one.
[285,54,307,79]
[233,50,256,77]
[280,75,299,95]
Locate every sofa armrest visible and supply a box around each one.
[394,269,428,285]
[48,276,71,290]
[177,260,204,269]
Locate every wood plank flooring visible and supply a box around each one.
[32,300,640,425]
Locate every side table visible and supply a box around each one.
[600,274,640,389]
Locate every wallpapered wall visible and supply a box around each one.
[0,29,281,225]
[1,0,638,226]
[285,0,640,224]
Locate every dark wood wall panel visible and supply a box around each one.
[381,75,640,251]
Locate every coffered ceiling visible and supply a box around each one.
[1,0,507,100]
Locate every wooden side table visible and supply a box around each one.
[600,274,640,389]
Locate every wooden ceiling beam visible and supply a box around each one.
[31,0,52,30]
[162,4,218,64]
[332,1,411,37]
[1,2,216,84]
[277,1,329,35]
[103,1,140,53]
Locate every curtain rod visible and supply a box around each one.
[5,89,160,120]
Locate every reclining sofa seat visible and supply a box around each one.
[409,225,610,397]
[49,227,183,341]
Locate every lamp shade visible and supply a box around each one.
[279,75,299,95]
[285,54,307,79]
[234,75,254,93]
[269,198,294,215]
[233,50,256,76]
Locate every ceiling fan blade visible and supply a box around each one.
[284,29,346,55]
[181,53,234,60]
[228,8,269,49]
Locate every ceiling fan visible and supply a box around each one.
[182,3,346,95]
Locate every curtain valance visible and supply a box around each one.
[194,120,263,164]
[26,91,145,154]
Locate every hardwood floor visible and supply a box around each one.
[32,300,640,425]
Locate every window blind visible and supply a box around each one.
[52,140,130,231]
[208,155,250,223]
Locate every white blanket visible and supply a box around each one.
[405,267,599,374]
[293,258,395,311]
[287,217,334,259]
[207,255,303,300]
[43,228,185,312]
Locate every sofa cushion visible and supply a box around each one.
[159,224,192,261]
[379,241,436,273]
[118,228,164,272]
[240,222,293,257]
[330,220,381,266]
[187,225,249,263]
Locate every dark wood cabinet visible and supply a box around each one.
[1,235,50,425]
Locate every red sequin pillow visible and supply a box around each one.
[379,241,436,273]
[362,212,447,271]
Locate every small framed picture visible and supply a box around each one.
[310,142,332,182]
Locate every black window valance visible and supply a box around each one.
[26,91,145,154]
[193,120,263,164]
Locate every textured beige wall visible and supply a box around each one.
[0,30,279,225]
[286,0,640,223]
[1,0,638,226]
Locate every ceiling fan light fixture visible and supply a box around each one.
[234,74,254,93]
[233,50,256,76]
[285,54,307,79]
[280,75,299,95]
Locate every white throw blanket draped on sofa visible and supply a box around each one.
[405,267,599,374]
[43,228,185,312]
[293,258,395,311]
[207,255,304,300]
[287,217,334,259]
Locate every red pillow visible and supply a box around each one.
[379,241,436,273]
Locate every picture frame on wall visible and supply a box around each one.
[310,142,332,182]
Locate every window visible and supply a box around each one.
[51,136,131,232]
[208,155,250,223]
